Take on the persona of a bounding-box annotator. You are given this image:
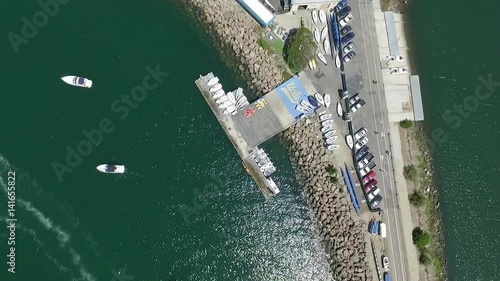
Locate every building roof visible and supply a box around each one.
[291,0,337,4]
[384,12,400,56]
[237,0,275,27]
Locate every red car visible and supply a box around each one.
[362,171,376,184]
[365,179,378,192]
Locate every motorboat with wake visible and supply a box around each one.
[324,94,331,108]
[311,10,319,24]
[210,83,222,93]
[61,75,93,88]
[314,29,321,44]
[207,77,219,86]
[317,53,327,65]
[320,113,332,121]
[324,130,336,138]
[96,164,125,174]
[337,102,343,117]
[315,93,325,106]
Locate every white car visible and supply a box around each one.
[357,158,370,169]
[354,127,368,140]
[339,13,354,27]
[350,100,365,113]
[359,165,372,177]
[354,137,368,150]
[348,93,360,106]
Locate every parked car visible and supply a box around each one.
[355,145,369,159]
[351,99,365,112]
[354,137,369,150]
[340,25,352,36]
[343,51,356,63]
[343,42,356,53]
[365,179,378,191]
[359,162,375,177]
[382,256,390,271]
[335,0,348,13]
[341,32,355,45]
[348,93,360,106]
[362,171,376,184]
[337,6,352,19]
[339,13,354,27]
[354,127,368,140]
[357,158,370,169]
[370,194,383,209]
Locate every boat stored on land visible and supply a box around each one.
[326,136,338,144]
[312,10,318,24]
[321,26,328,40]
[227,91,236,104]
[324,130,336,138]
[321,120,333,127]
[96,164,125,174]
[210,83,223,92]
[61,75,93,88]
[336,102,343,117]
[324,94,331,107]
[207,77,219,86]
[296,104,310,114]
[327,144,339,151]
[320,113,332,121]
[335,54,341,68]
[323,39,330,53]
[315,93,325,106]
[321,125,332,133]
[317,53,327,65]
[346,135,354,149]
[314,29,321,44]
[319,10,326,23]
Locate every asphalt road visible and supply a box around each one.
[343,1,409,281]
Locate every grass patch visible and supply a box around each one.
[257,37,273,54]
[271,38,285,56]
[403,164,418,182]
[381,0,391,11]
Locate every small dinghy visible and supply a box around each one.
[335,54,341,68]
[327,145,340,152]
[346,135,354,149]
[308,59,315,70]
[212,88,224,97]
[96,164,125,174]
[336,102,343,117]
[207,77,219,86]
[296,104,310,114]
[235,88,244,100]
[219,101,233,108]
[324,94,331,108]
[319,10,327,24]
[323,39,330,53]
[227,91,236,104]
[324,130,336,138]
[312,10,318,24]
[216,95,229,104]
[321,125,332,133]
[226,105,237,114]
[318,110,327,116]
[314,29,321,44]
[210,83,222,93]
[320,113,332,121]
[212,91,225,100]
[61,75,93,88]
[321,26,328,40]
[300,100,314,111]
[326,136,338,144]
[307,95,319,108]
[317,53,328,65]
[315,93,325,106]
[321,119,333,127]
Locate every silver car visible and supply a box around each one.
[343,42,356,54]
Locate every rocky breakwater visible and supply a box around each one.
[182,0,284,95]
[282,117,373,281]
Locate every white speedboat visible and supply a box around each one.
[315,93,325,106]
[321,119,333,127]
[61,76,93,88]
[320,113,332,121]
[212,90,225,99]
[336,102,343,117]
[314,29,321,44]
[296,104,310,114]
[227,91,236,104]
[319,10,326,23]
[346,135,354,149]
[326,136,338,144]
[324,94,331,108]
[312,10,318,24]
[308,60,315,70]
[219,101,233,108]
[207,77,219,86]
[323,39,330,53]
[324,130,336,138]
[335,54,341,68]
[321,125,332,133]
[321,26,328,40]
[96,164,125,174]
[216,95,229,104]
[317,53,327,65]
[210,83,222,93]
[327,145,340,151]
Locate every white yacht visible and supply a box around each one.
[61,76,93,88]
[96,164,125,174]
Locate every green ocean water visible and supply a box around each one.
[408,0,500,280]
[0,1,333,280]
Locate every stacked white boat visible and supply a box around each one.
[252,148,276,177]
[295,99,316,114]
[207,76,249,115]
[311,9,330,65]
[318,111,340,152]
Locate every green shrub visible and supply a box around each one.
[404,164,418,182]
[283,27,317,70]
[412,227,431,251]
[327,166,337,176]
[409,190,426,207]
[419,252,431,265]
[400,119,414,129]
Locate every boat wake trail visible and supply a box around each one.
[0,153,97,281]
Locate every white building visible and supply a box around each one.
[289,0,339,12]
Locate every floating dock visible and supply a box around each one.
[195,72,319,198]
